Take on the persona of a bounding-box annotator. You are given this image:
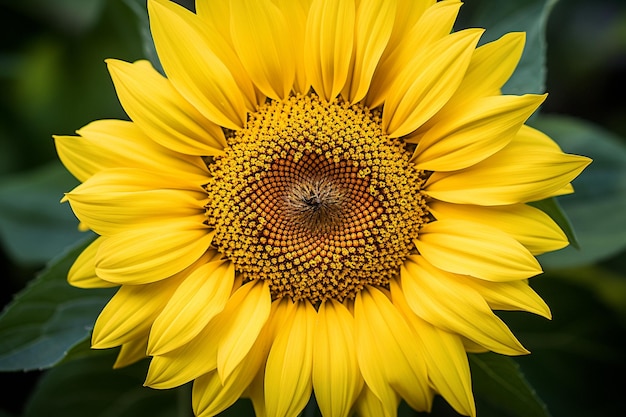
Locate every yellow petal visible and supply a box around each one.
[415,219,542,281]
[429,201,568,255]
[145,280,261,389]
[412,94,546,171]
[454,32,526,101]
[384,0,435,54]
[354,384,400,417]
[401,255,529,355]
[367,0,460,108]
[148,258,234,355]
[230,0,295,100]
[106,59,225,156]
[312,300,363,417]
[274,0,313,94]
[54,119,209,183]
[217,280,272,381]
[68,237,117,288]
[92,275,183,349]
[114,335,148,369]
[390,279,475,417]
[95,219,213,285]
[383,28,484,137]
[265,301,315,417]
[194,0,260,108]
[304,0,355,100]
[425,127,592,205]
[342,0,396,103]
[193,323,271,417]
[65,169,206,237]
[148,0,249,129]
[355,286,431,412]
[463,278,551,319]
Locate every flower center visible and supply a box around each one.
[205,94,429,304]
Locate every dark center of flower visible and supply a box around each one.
[205,94,430,305]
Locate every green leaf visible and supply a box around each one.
[0,236,115,371]
[469,353,550,417]
[23,350,183,417]
[0,162,84,265]
[122,0,163,72]
[531,114,626,268]
[455,0,557,95]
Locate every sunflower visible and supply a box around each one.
[54,0,591,416]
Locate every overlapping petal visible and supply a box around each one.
[383,28,483,137]
[391,279,475,417]
[304,0,355,101]
[401,256,529,355]
[342,0,396,103]
[415,219,542,281]
[429,201,568,254]
[68,237,116,288]
[148,257,234,355]
[148,0,251,129]
[412,94,546,171]
[367,0,461,107]
[425,126,592,205]
[91,272,185,349]
[355,286,431,412]
[312,300,363,417]
[264,301,316,417]
[95,219,213,285]
[64,168,206,237]
[54,119,209,183]
[107,59,226,156]
[230,0,295,100]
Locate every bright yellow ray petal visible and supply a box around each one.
[68,237,117,288]
[148,0,249,129]
[265,301,316,417]
[425,128,592,205]
[194,0,260,108]
[342,0,396,103]
[454,32,526,101]
[367,0,460,108]
[95,219,213,285]
[384,0,435,55]
[429,201,568,255]
[148,258,234,356]
[412,94,546,171]
[390,279,475,417]
[106,59,226,156]
[65,169,206,237]
[355,286,431,412]
[92,275,183,349]
[217,280,272,382]
[401,256,529,355]
[354,384,400,417]
[312,300,363,417]
[114,335,148,369]
[145,280,261,389]
[54,120,209,183]
[245,367,268,417]
[193,323,271,417]
[415,219,542,281]
[304,0,355,101]
[383,28,484,138]
[274,0,313,94]
[230,0,295,100]
[463,278,551,319]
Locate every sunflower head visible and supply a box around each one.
[55,0,590,416]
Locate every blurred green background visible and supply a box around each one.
[0,0,625,416]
